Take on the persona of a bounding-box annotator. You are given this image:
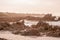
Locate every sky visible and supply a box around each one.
[0,0,60,16]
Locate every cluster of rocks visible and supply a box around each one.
[0,21,27,34]
[18,21,60,37]
[0,20,60,37]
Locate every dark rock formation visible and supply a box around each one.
[0,38,7,40]
[20,28,40,36]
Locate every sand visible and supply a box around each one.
[0,31,60,40]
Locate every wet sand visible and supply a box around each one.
[0,31,60,40]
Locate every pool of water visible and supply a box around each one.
[24,20,60,26]
[46,21,60,26]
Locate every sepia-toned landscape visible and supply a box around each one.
[0,0,60,40]
[0,12,60,40]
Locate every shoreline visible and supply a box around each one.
[0,31,60,40]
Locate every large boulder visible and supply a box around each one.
[0,22,11,31]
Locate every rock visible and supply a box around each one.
[46,31,60,37]
[0,38,7,40]
[20,28,40,36]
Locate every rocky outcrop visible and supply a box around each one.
[19,21,60,37]
[0,20,60,37]
[20,28,40,36]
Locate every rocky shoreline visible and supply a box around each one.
[0,21,60,37]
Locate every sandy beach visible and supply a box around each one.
[0,31,60,40]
